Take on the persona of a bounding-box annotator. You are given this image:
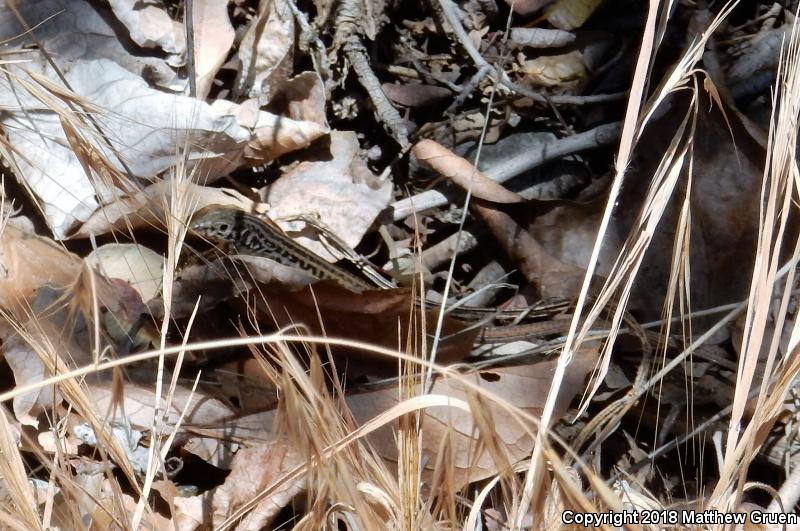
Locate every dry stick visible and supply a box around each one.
[344,37,409,148]
[435,0,627,105]
[285,0,330,80]
[446,64,492,113]
[464,261,512,306]
[185,0,197,98]
[409,57,461,92]
[393,121,620,221]
[334,0,409,148]
[769,458,800,513]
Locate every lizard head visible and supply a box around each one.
[189,206,241,241]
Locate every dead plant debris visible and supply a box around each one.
[0,0,798,529]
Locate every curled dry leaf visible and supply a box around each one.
[0,225,82,318]
[413,139,524,204]
[509,27,575,49]
[108,0,186,56]
[474,202,588,299]
[190,0,236,99]
[413,138,588,299]
[347,342,601,489]
[234,0,295,104]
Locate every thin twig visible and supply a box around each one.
[344,38,410,147]
[185,0,197,98]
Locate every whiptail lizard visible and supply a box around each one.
[189,206,574,343]
[190,206,661,451]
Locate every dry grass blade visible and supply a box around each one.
[516,0,666,522]
[517,1,739,523]
[0,406,42,530]
[709,10,800,511]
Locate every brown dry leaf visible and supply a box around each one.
[621,93,767,319]
[108,0,186,55]
[212,358,280,412]
[182,409,276,449]
[546,0,604,30]
[0,224,82,318]
[55,459,108,525]
[266,131,393,261]
[0,0,179,87]
[413,139,524,204]
[234,0,295,104]
[382,83,452,108]
[89,380,239,469]
[174,437,305,531]
[191,0,236,99]
[244,283,480,368]
[475,201,589,299]
[525,198,620,281]
[348,342,601,489]
[4,277,134,427]
[270,72,329,125]
[3,276,144,425]
[4,329,66,426]
[104,284,158,352]
[114,490,175,531]
[520,50,587,87]
[89,380,234,434]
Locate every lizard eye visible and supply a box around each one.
[217,223,229,234]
